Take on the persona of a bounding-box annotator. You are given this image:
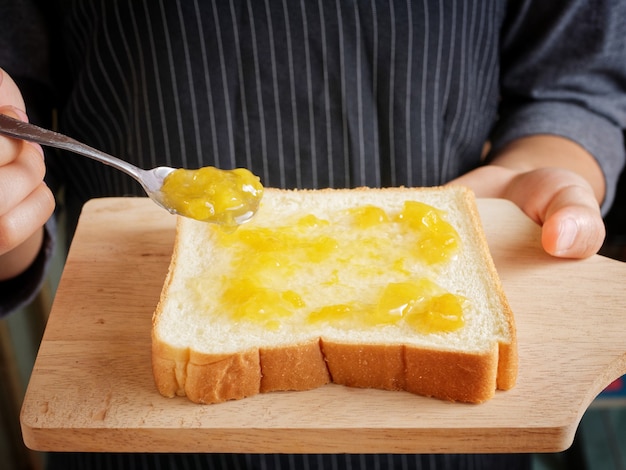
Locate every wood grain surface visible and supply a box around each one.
[20,197,626,453]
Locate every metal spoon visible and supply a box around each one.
[0,113,179,215]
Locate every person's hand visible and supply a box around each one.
[449,135,607,259]
[450,165,605,258]
[0,69,55,281]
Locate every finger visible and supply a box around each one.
[0,68,26,110]
[0,107,44,166]
[1,68,44,163]
[0,139,47,216]
[0,130,22,166]
[540,186,605,258]
[0,228,44,281]
[0,182,55,256]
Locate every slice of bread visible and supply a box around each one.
[152,186,517,404]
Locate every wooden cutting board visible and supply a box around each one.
[20,197,626,453]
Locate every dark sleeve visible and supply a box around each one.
[492,0,626,212]
[0,218,56,318]
[0,0,60,127]
[0,1,61,317]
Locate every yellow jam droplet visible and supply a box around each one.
[348,205,390,228]
[396,201,460,264]
[296,214,330,228]
[374,280,436,322]
[373,280,464,333]
[220,278,300,330]
[404,293,465,334]
[308,304,358,324]
[161,166,263,227]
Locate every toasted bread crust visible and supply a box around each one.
[403,344,498,403]
[152,340,331,403]
[322,341,499,403]
[496,341,518,391]
[260,340,331,392]
[152,337,505,404]
[185,350,260,404]
[321,341,406,391]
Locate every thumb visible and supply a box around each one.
[0,68,27,111]
[540,187,605,258]
[504,168,605,259]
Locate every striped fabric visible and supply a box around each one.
[46,0,626,230]
[52,0,504,229]
[46,452,531,469]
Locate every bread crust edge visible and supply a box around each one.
[152,337,509,404]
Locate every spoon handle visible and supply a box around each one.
[0,113,143,182]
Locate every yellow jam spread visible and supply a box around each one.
[161,166,263,227]
[395,201,460,264]
[305,280,464,333]
[208,201,465,333]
